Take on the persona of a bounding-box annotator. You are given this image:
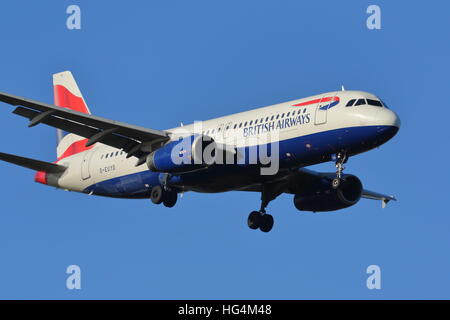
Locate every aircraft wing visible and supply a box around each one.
[238,168,397,208]
[296,168,396,208]
[361,189,396,208]
[0,92,170,164]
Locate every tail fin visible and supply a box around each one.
[53,71,93,161]
[53,71,91,114]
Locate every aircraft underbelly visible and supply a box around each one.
[175,166,262,193]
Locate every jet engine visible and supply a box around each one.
[293,174,363,212]
[146,135,216,173]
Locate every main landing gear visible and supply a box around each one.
[247,184,279,233]
[151,185,178,208]
[247,211,274,233]
[331,151,348,189]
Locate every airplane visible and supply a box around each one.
[0,71,400,233]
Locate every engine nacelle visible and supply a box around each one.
[146,135,216,173]
[293,174,363,212]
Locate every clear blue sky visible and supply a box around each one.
[0,0,448,299]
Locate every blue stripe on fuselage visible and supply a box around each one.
[83,125,398,198]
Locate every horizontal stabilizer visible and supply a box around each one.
[0,152,66,173]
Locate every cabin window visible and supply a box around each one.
[115,151,119,156]
[346,99,356,107]
[367,99,383,107]
[265,117,269,122]
[281,113,285,118]
[249,120,253,126]
[255,119,258,124]
[239,123,243,128]
[354,99,366,106]
[233,124,237,129]
[286,112,290,117]
[100,154,104,159]
[270,116,274,121]
[244,121,248,126]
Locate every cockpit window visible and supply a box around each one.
[346,99,356,107]
[367,99,383,107]
[354,99,366,106]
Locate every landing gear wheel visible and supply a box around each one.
[259,214,274,233]
[163,191,178,208]
[332,151,347,189]
[247,211,261,230]
[331,178,341,189]
[247,184,279,232]
[151,186,163,204]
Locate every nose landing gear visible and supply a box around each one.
[332,152,348,189]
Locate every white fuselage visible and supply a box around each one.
[50,90,399,195]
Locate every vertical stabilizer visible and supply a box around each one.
[53,71,93,160]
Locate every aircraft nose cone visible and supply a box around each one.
[391,110,401,128]
[374,108,400,143]
[378,108,401,129]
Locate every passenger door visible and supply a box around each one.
[314,92,337,125]
[81,150,92,180]
[314,95,328,125]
